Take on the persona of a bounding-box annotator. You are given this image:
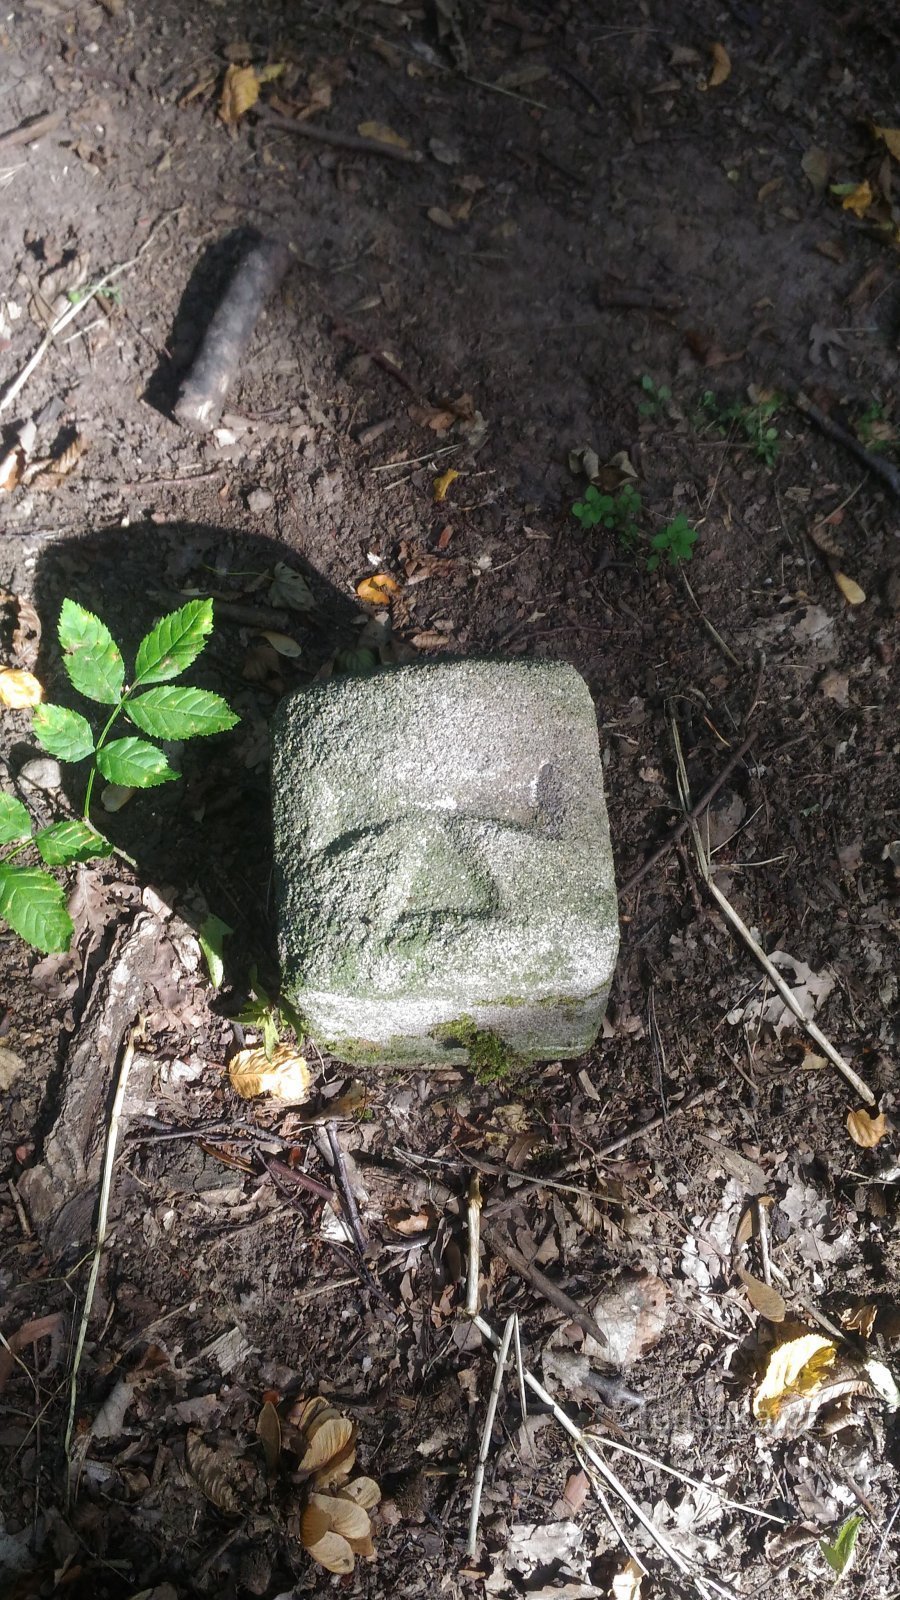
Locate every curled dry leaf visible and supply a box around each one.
[0,668,43,708]
[228,1044,312,1103]
[356,573,400,604]
[752,1334,836,1426]
[841,180,873,218]
[873,125,900,161]
[298,1416,355,1475]
[847,1107,887,1148]
[433,467,460,502]
[339,1475,381,1510]
[260,629,302,657]
[219,63,260,124]
[611,1558,645,1600]
[707,41,732,88]
[737,1265,787,1322]
[256,1399,282,1473]
[308,1492,370,1541]
[0,421,37,492]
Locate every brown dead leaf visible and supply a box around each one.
[801,146,830,197]
[873,125,900,161]
[841,1304,877,1338]
[0,420,36,492]
[562,1469,590,1515]
[257,1400,282,1473]
[0,668,43,708]
[433,467,460,502]
[427,206,456,231]
[299,1417,355,1474]
[408,403,455,433]
[847,1107,887,1148]
[737,1266,787,1322]
[356,573,400,604]
[815,238,846,264]
[833,571,865,606]
[611,1559,645,1600]
[302,1528,355,1575]
[308,1492,370,1542]
[185,1430,243,1513]
[357,119,409,149]
[409,630,453,650]
[228,1045,312,1103]
[707,42,732,88]
[386,1206,437,1236]
[219,64,259,125]
[259,629,302,657]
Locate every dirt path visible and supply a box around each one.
[0,2,898,1597]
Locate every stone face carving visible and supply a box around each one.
[272,660,619,1065]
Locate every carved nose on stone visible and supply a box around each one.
[392,817,493,922]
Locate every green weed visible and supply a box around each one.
[699,389,782,467]
[571,482,642,547]
[647,513,699,572]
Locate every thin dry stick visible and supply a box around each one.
[670,719,876,1107]
[590,1434,787,1524]
[472,1315,737,1600]
[593,1084,715,1159]
[576,1449,648,1578]
[64,1027,137,1497]
[619,730,757,896]
[325,1122,368,1256]
[0,214,173,415]
[465,1174,482,1318]
[756,1198,773,1287]
[466,1314,515,1558]
[679,566,741,669]
[485,1230,610,1351]
[255,104,423,163]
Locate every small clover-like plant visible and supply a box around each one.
[572,482,643,548]
[647,513,699,573]
[638,373,672,418]
[0,598,237,953]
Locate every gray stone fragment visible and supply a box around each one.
[272,660,618,1066]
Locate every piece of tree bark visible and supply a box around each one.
[174,236,292,433]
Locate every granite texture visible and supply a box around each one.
[272,659,619,1065]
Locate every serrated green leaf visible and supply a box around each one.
[32,703,95,762]
[96,738,178,788]
[820,1513,863,1577]
[0,866,73,952]
[35,820,113,866]
[199,913,233,988]
[0,793,32,844]
[133,599,214,686]
[58,600,125,706]
[125,686,239,741]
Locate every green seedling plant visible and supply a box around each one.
[233,969,306,1061]
[855,401,895,453]
[0,598,237,954]
[647,513,699,573]
[638,373,672,418]
[699,389,782,468]
[571,482,642,548]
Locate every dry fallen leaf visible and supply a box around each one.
[0,668,43,708]
[357,120,409,150]
[427,206,456,231]
[0,420,37,492]
[433,467,460,502]
[219,63,260,125]
[752,1334,837,1426]
[260,629,303,657]
[228,1044,312,1103]
[611,1558,645,1600]
[707,42,732,88]
[356,573,400,604]
[842,1304,877,1338]
[841,180,873,218]
[873,125,900,162]
[257,1400,282,1474]
[801,146,830,197]
[833,571,866,606]
[186,1430,244,1513]
[847,1107,888,1148]
[737,1266,787,1322]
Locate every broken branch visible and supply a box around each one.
[174,235,291,432]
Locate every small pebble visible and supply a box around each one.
[247,487,274,515]
[19,757,62,792]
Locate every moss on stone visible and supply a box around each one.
[434,1015,525,1083]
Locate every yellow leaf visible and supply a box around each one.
[219,63,259,125]
[356,573,399,604]
[433,467,460,502]
[737,1266,787,1322]
[357,120,409,149]
[339,1476,381,1510]
[833,570,865,606]
[0,668,43,708]
[308,1493,370,1541]
[228,1044,312,1103]
[707,42,732,88]
[752,1334,837,1425]
[303,1531,355,1574]
[841,180,872,218]
[257,62,286,84]
[847,1107,887,1148]
[873,125,900,161]
[298,1416,355,1473]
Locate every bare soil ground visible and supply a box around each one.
[1,2,899,1598]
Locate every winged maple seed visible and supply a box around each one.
[284,1396,381,1573]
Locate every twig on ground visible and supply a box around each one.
[7,1178,31,1236]
[619,730,757,895]
[484,1229,610,1352]
[670,718,876,1106]
[255,104,423,163]
[593,1083,716,1159]
[679,566,741,668]
[325,1121,369,1257]
[0,214,173,415]
[472,1314,740,1600]
[794,390,900,500]
[590,1434,787,1523]
[466,1313,515,1558]
[465,1174,482,1318]
[64,1025,138,1500]
[0,111,62,150]
[756,1197,773,1286]
[174,235,292,432]
[578,1452,648,1580]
